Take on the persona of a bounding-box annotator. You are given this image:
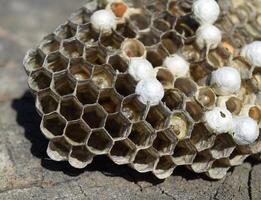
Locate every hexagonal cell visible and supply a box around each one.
[190,151,214,173]
[61,39,84,59]
[174,15,199,40]
[248,105,261,123]
[146,104,171,130]
[108,54,128,73]
[168,111,193,140]
[98,88,122,113]
[64,120,90,146]
[24,49,45,73]
[69,7,91,26]
[205,159,231,179]
[189,62,211,84]
[28,69,52,92]
[174,77,198,97]
[121,38,146,58]
[54,23,76,40]
[162,89,185,111]
[209,134,236,160]
[87,128,113,155]
[190,123,216,152]
[172,140,197,166]
[116,22,137,38]
[76,24,99,44]
[153,129,178,155]
[181,41,202,63]
[92,65,114,89]
[84,46,107,65]
[129,10,152,30]
[231,57,252,79]
[152,11,175,32]
[53,72,76,96]
[146,44,168,67]
[100,32,124,50]
[105,113,131,140]
[60,96,82,121]
[110,1,128,17]
[115,73,136,97]
[228,148,249,166]
[69,145,93,169]
[132,147,158,173]
[41,112,66,139]
[121,94,147,122]
[45,52,69,73]
[76,82,99,105]
[47,137,71,161]
[109,139,136,165]
[196,87,216,109]
[39,34,60,55]
[207,47,230,69]
[167,0,190,17]
[161,31,183,54]
[36,89,59,114]
[82,104,107,129]
[155,67,175,89]
[146,0,168,15]
[185,100,204,122]
[154,155,176,179]
[138,29,161,47]
[69,58,92,81]
[128,121,156,148]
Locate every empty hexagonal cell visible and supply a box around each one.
[87,128,113,155]
[161,31,183,54]
[155,67,175,89]
[116,22,137,38]
[47,137,71,161]
[244,105,261,123]
[39,34,60,54]
[209,134,236,160]
[220,96,242,115]
[154,155,176,179]
[138,29,161,47]
[128,121,156,148]
[69,145,93,169]
[129,10,152,30]
[98,88,122,114]
[24,49,45,73]
[132,147,158,173]
[69,7,91,25]
[153,129,178,155]
[228,148,249,166]
[207,47,230,69]
[205,159,231,179]
[41,112,66,139]
[109,139,136,165]
[172,140,197,165]
[162,89,185,111]
[174,77,198,97]
[167,0,190,17]
[76,24,99,44]
[61,39,84,59]
[82,104,107,129]
[105,113,131,140]
[181,41,203,63]
[84,46,107,65]
[231,57,252,79]
[100,32,124,50]
[146,104,171,130]
[175,15,199,40]
[146,0,168,14]
[55,23,76,40]
[28,69,52,92]
[168,111,193,140]
[108,54,128,73]
[121,38,146,58]
[64,120,90,146]
[190,123,216,152]
[115,74,136,97]
[76,82,99,105]
[146,44,168,67]
[36,89,59,114]
[121,94,147,122]
[69,58,92,81]
[190,151,214,173]
[189,62,211,84]
[92,65,114,89]
[60,96,82,121]
[53,72,76,96]
[45,52,69,73]
[152,11,175,32]
[196,87,216,109]
[185,100,204,122]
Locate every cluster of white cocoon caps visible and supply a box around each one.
[241,41,261,67]
[192,0,222,51]
[162,54,190,78]
[90,9,117,34]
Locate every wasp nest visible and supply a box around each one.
[23,0,261,179]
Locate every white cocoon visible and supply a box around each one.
[241,41,261,67]
[163,54,190,77]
